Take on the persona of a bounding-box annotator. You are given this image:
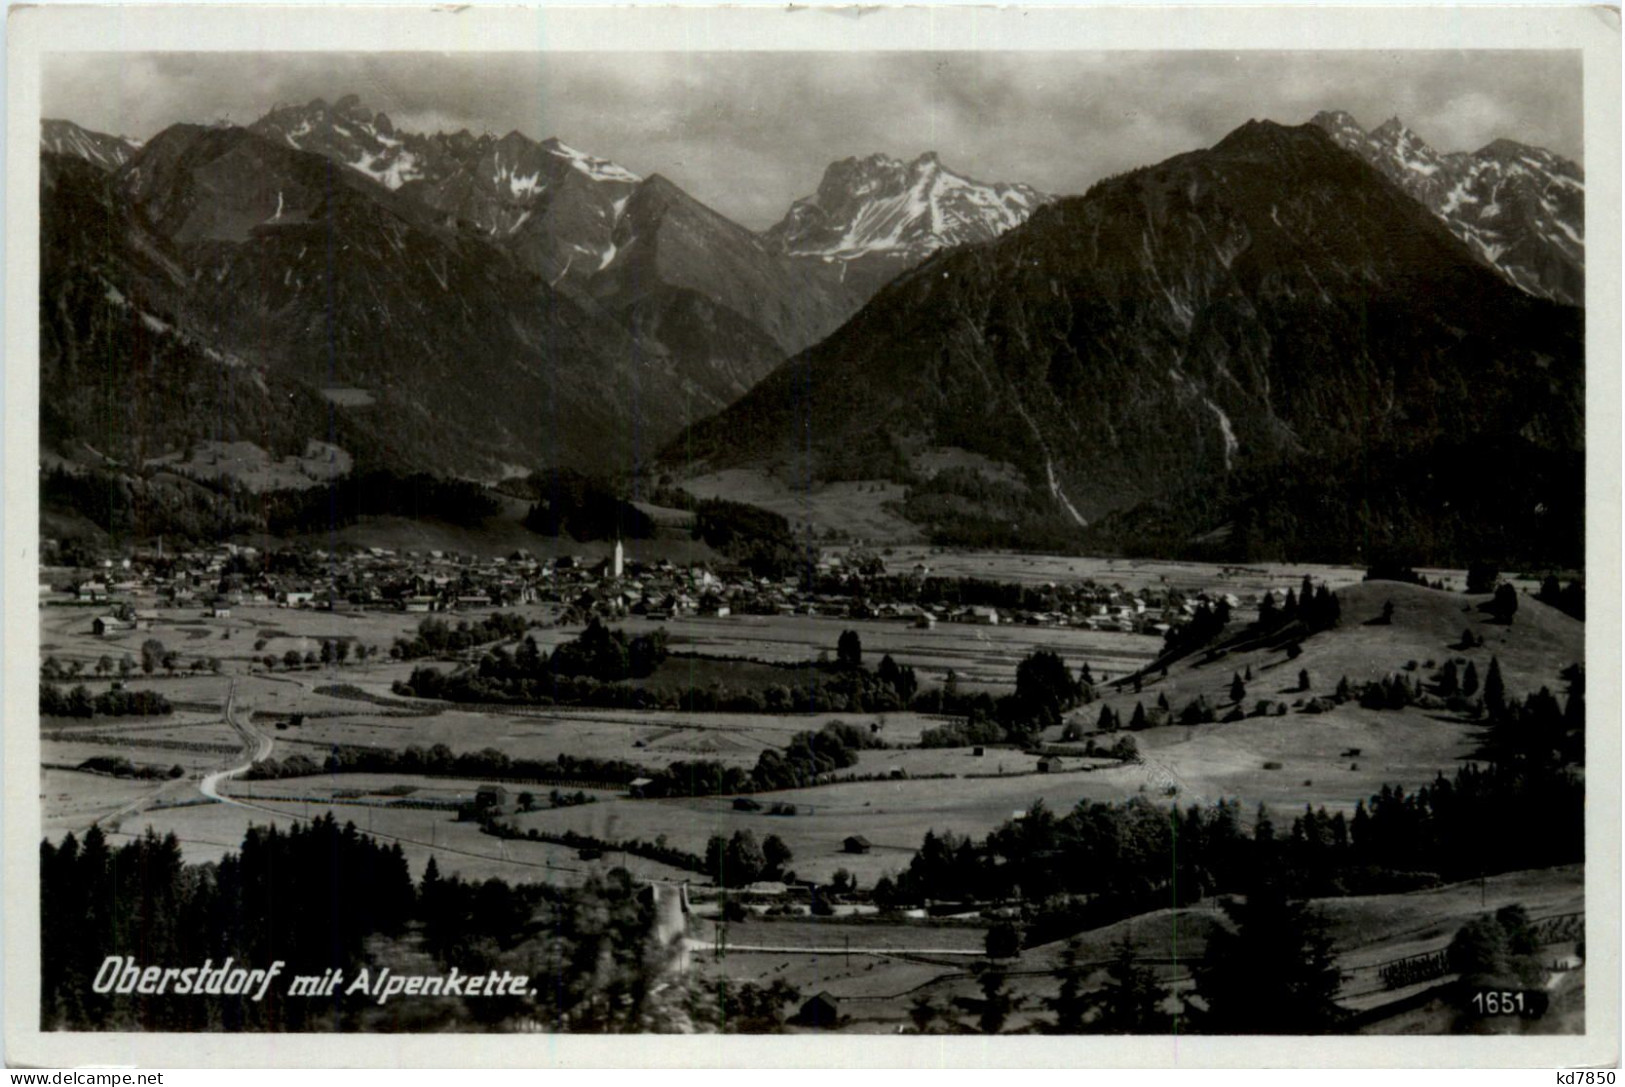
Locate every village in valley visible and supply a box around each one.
[38,526,1587,1034]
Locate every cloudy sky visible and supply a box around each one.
[45,51,1581,229]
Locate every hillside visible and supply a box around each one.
[248,96,860,416]
[665,120,1582,566]
[44,120,822,484]
[1093,579,1582,738]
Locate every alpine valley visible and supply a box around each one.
[40,103,1582,566]
[669,119,1583,566]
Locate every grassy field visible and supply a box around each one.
[42,578,1577,892]
[270,705,953,769]
[118,786,696,887]
[610,612,1160,687]
[873,548,1479,596]
[144,438,351,493]
[680,468,922,543]
[36,559,1586,1035]
[503,699,1482,888]
[40,768,174,835]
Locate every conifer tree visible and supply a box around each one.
[1046,940,1092,1033]
[1439,660,1459,697]
[1092,935,1169,1033]
[1194,883,1343,1034]
[1485,657,1507,719]
[1097,704,1119,733]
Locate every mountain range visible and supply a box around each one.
[669,119,1582,563]
[40,102,1047,482]
[1310,110,1584,306]
[40,104,1585,562]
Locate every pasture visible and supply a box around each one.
[505,697,1484,887]
[39,576,1576,895]
[874,547,1481,597]
[36,558,1587,1037]
[680,468,921,543]
[120,784,695,887]
[604,612,1160,688]
[268,705,951,770]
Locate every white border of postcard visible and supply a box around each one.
[4,2,1620,1069]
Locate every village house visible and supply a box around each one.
[473,784,515,815]
[92,615,133,637]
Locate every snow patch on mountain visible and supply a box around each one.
[767,151,1049,263]
[41,119,140,172]
[543,139,642,184]
[1311,110,1583,306]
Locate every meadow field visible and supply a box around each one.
[38,555,1585,1033]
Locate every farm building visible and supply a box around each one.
[628,777,656,798]
[843,835,872,855]
[473,784,515,814]
[1037,756,1064,773]
[795,992,842,1029]
[92,615,132,637]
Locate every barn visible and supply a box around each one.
[474,784,515,814]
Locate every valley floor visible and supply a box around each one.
[36,557,1585,1035]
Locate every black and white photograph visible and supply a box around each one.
[4,3,1619,1067]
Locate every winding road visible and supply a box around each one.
[199,679,274,804]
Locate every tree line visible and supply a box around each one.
[40,817,694,1032]
[881,755,1581,928]
[40,683,172,718]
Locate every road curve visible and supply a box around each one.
[200,680,273,804]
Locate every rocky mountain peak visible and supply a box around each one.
[766,150,1049,271]
[1310,109,1583,305]
[41,119,141,172]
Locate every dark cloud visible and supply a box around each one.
[44,50,1581,229]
